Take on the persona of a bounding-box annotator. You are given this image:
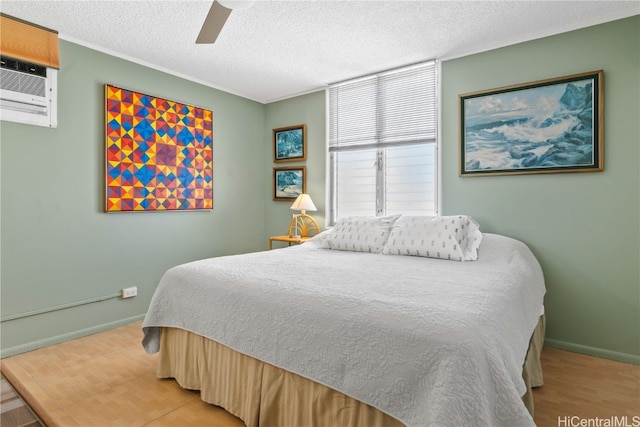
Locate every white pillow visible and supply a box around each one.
[308,229,332,246]
[382,215,483,261]
[326,215,400,253]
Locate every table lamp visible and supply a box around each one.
[289,194,319,238]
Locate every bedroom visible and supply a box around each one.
[0,1,638,426]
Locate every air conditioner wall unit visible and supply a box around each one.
[0,56,57,128]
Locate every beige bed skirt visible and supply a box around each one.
[156,315,546,427]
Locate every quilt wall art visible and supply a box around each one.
[105,85,213,212]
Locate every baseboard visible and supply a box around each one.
[545,338,640,365]
[0,314,146,359]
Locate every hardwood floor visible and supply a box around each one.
[0,321,638,427]
[532,346,639,426]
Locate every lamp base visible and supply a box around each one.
[288,213,320,238]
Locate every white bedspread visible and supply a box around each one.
[142,233,545,427]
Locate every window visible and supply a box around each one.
[327,61,438,224]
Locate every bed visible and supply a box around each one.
[142,215,546,427]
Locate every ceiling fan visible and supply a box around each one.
[196,0,255,44]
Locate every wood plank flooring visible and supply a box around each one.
[532,346,639,426]
[0,321,638,427]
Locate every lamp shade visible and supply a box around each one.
[290,194,317,212]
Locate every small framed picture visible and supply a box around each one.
[273,166,306,201]
[273,124,306,162]
[459,70,603,176]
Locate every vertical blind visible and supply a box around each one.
[0,14,60,69]
[327,61,438,223]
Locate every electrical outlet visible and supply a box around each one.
[122,286,138,298]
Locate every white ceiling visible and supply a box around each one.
[2,1,638,103]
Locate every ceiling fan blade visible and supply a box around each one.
[196,1,232,44]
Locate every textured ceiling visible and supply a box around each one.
[2,1,638,103]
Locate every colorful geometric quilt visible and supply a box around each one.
[105,85,213,212]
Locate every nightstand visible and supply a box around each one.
[269,235,312,250]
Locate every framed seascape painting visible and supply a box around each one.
[273,124,306,162]
[273,166,306,201]
[105,84,213,212]
[459,70,603,176]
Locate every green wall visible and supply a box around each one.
[0,40,266,356]
[442,16,639,363]
[264,91,326,245]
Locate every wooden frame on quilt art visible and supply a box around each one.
[105,84,213,212]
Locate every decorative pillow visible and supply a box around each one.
[381,215,483,261]
[308,229,332,246]
[326,215,401,253]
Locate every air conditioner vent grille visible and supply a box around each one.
[0,55,57,128]
[1,68,46,97]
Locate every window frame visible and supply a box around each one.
[325,61,440,226]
